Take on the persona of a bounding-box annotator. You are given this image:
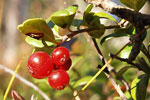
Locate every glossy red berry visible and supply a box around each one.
[48,69,70,90]
[54,58,72,71]
[51,47,70,65]
[27,51,54,79]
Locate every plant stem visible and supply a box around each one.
[3,55,25,100]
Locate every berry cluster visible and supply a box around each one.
[27,47,71,90]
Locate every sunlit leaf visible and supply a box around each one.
[131,74,149,100]
[17,18,56,43]
[25,36,57,48]
[120,44,133,59]
[49,5,78,28]
[120,0,147,11]
[73,76,95,88]
[84,4,93,14]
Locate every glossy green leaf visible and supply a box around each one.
[83,12,95,26]
[116,66,130,79]
[100,25,135,45]
[120,0,147,11]
[73,76,95,88]
[17,18,56,43]
[49,5,78,28]
[25,36,57,48]
[131,74,149,100]
[100,32,128,45]
[120,44,133,59]
[83,11,106,38]
[94,12,117,23]
[88,24,105,38]
[84,4,93,13]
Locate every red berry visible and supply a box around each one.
[51,47,70,65]
[48,69,70,90]
[27,51,54,79]
[54,58,72,71]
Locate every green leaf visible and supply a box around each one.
[94,12,117,23]
[17,18,56,43]
[46,20,62,38]
[120,44,133,59]
[131,74,149,100]
[87,24,105,38]
[116,66,130,79]
[73,76,95,88]
[83,11,106,38]
[84,4,93,13]
[72,18,83,28]
[25,36,57,48]
[100,32,128,45]
[120,0,147,11]
[34,47,53,55]
[100,25,135,45]
[49,5,78,28]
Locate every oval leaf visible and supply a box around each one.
[88,25,105,38]
[50,5,78,28]
[84,4,93,14]
[100,25,135,45]
[73,76,95,88]
[131,74,149,100]
[94,12,117,23]
[120,44,133,59]
[25,36,57,48]
[17,18,56,43]
[120,0,147,11]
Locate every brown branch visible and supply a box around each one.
[110,54,142,70]
[91,38,129,99]
[61,25,120,43]
[84,0,150,27]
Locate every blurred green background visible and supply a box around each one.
[0,0,150,100]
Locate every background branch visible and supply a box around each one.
[84,0,150,27]
[0,64,51,100]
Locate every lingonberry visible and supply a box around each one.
[48,69,70,90]
[51,47,70,65]
[27,51,54,79]
[54,58,72,71]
